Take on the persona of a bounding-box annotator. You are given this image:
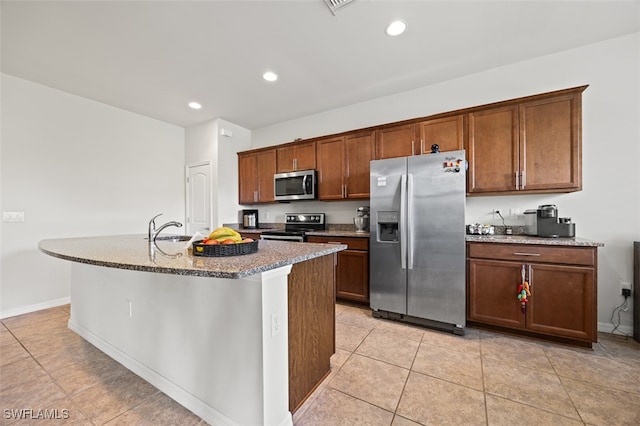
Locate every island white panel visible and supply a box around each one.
[68,262,293,426]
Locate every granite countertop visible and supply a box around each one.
[39,234,346,279]
[465,234,604,247]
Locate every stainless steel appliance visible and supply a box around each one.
[274,170,317,201]
[536,204,575,238]
[370,150,467,335]
[354,206,370,232]
[524,209,538,235]
[241,209,259,229]
[260,213,325,242]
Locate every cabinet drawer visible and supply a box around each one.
[307,236,368,251]
[468,243,595,266]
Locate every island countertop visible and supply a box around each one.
[39,234,346,279]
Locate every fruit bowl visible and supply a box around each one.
[192,239,258,257]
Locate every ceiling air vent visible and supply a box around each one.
[324,0,358,15]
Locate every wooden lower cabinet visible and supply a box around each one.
[307,236,369,304]
[467,242,597,346]
[288,255,335,413]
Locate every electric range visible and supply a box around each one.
[260,213,326,242]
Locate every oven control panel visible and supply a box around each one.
[285,213,325,226]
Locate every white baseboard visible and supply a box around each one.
[0,297,70,320]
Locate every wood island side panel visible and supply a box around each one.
[287,254,336,413]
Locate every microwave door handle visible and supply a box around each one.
[302,174,308,194]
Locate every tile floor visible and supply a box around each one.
[1,303,639,425]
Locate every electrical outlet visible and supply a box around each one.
[492,209,500,219]
[622,288,631,297]
[271,312,281,336]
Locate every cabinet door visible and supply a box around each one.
[467,105,519,194]
[345,131,374,199]
[256,150,276,202]
[526,263,595,341]
[467,259,526,329]
[276,142,316,172]
[519,93,582,192]
[375,123,417,159]
[294,141,316,171]
[418,115,464,154]
[238,153,258,203]
[276,146,296,173]
[336,250,369,303]
[316,136,345,200]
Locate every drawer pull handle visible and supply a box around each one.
[327,241,343,244]
[513,252,540,256]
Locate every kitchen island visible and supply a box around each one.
[39,235,346,426]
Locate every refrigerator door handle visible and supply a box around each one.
[400,174,407,270]
[407,173,414,270]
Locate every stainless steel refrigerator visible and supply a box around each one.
[369,150,466,335]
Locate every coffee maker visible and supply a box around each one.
[536,204,575,238]
[241,209,259,229]
[354,206,370,233]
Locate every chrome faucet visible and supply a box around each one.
[148,213,183,241]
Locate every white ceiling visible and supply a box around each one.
[2,1,639,130]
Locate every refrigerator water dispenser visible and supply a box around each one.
[377,211,399,242]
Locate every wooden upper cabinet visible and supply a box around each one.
[276,141,316,173]
[375,123,417,159]
[467,105,519,193]
[316,136,345,200]
[238,149,276,203]
[344,131,374,199]
[418,115,465,154]
[519,93,582,192]
[468,87,584,195]
[317,131,373,200]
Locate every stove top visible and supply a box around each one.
[261,213,326,236]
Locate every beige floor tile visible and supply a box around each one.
[396,371,486,425]
[561,376,640,425]
[422,327,481,354]
[0,326,17,346]
[329,353,409,412]
[0,341,31,367]
[0,374,68,416]
[104,392,202,425]
[598,333,640,369]
[390,415,421,426]
[50,352,131,396]
[336,321,371,352]
[480,331,555,373]
[372,320,425,343]
[486,394,583,425]
[1,307,68,331]
[70,372,159,424]
[331,347,352,370]
[336,305,379,331]
[30,337,106,374]
[546,344,640,394]
[356,330,419,369]
[412,342,483,391]
[295,387,394,426]
[482,358,580,420]
[0,357,49,392]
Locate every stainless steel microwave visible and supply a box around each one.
[274,170,317,201]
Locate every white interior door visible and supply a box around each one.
[186,162,211,235]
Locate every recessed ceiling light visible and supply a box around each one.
[263,71,278,82]
[188,102,202,110]
[386,20,407,36]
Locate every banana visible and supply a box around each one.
[208,226,240,240]
[215,234,242,242]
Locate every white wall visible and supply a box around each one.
[185,118,251,229]
[250,33,640,334]
[0,74,185,318]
